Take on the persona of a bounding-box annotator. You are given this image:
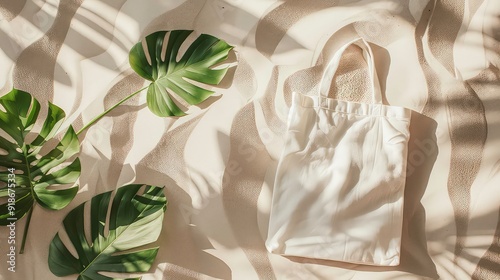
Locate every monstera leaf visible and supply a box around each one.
[49,184,167,280]
[0,89,80,252]
[129,30,233,117]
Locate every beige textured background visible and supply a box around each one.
[0,0,499,279]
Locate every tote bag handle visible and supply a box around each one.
[318,38,383,104]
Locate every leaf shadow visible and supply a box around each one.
[196,49,238,111]
[134,165,233,280]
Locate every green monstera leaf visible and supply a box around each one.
[129,30,233,117]
[0,88,80,252]
[49,184,167,280]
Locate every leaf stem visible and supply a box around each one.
[19,205,34,254]
[20,143,35,255]
[76,86,149,136]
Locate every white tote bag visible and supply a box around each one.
[266,38,411,266]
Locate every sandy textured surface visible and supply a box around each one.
[0,0,499,279]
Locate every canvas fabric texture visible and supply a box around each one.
[266,38,412,266]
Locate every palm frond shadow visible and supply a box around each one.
[134,165,233,280]
[76,132,235,279]
[0,1,131,69]
[0,0,27,21]
[1,0,216,116]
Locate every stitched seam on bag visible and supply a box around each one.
[298,93,411,120]
[313,111,410,122]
